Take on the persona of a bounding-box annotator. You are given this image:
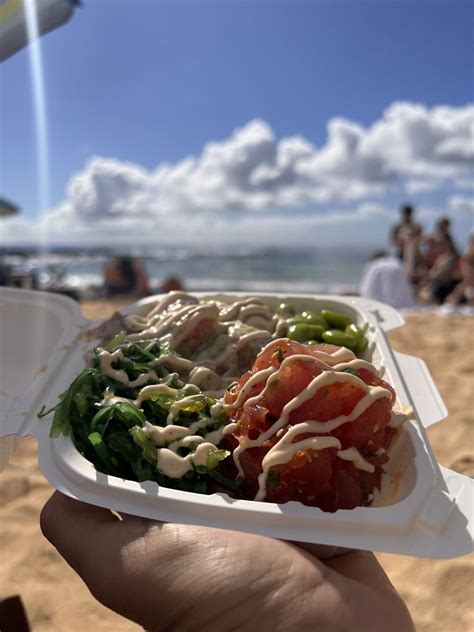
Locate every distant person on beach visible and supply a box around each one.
[104,256,149,298]
[402,223,428,287]
[160,276,184,293]
[423,216,459,270]
[390,204,422,260]
[360,251,418,308]
[40,491,415,632]
[442,230,474,306]
[445,252,474,306]
[0,257,11,286]
[418,217,461,304]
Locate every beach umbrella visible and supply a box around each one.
[0,0,80,63]
[0,197,19,217]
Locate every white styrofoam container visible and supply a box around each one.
[0,287,472,559]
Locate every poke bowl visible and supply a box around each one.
[0,287,472,558]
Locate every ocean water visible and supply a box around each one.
[6,245,375,296]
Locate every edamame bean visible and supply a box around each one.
[295,310,329,328]
[321,329,358,350]
[276,302,295,317]
[320,309,352,330]
[345,324,368,354]
[288,323,324,343]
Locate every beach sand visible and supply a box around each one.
[1,298,473,631]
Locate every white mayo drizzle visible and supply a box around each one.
[275,316,294,337]
[243,354,317,410]
[166,394,209,424]
[124,313,151,332]
[143,417,216,446]
[238,304,274,322]
[150,355,195,372]
[97,349,157,387]
[117,294,277,396]
[218,298,267,322]
[95,293,405,494]
[146,291,199,320]
[156,442,218,478]
[235,330,272,350]
[137,383,191,404]
[309,346,356,365]
[100,393,134,406]
[126,303,199,343]
[196,330,272,379]
[244,316,275,331]
[220,366,277,412]
[332,358,378,374]
[187,366,228,391]
[143,420,191,446]
[255,435,342,501]
[142,409,224,478]
[388,404,414,428]
[228,352,392,491]
[172,304,220,350]
[336,447,375,473]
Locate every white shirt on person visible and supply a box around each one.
[360,256,418,308]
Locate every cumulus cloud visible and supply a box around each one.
[448,195,474,216]
[59,101,474,224]
[454,178,474,190]
[67,159,151,219]
[0,200,392,247]
[1,101,473,246]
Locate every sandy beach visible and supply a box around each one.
[1,298,473,631]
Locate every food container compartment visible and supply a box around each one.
[0,287,472,559]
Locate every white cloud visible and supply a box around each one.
[59,102,474,222]
[67,159,150,219]
[356,202,390,218]
[454,178,474,190]
[448,195,474,216]
[0,200,393,247]
[405,179,441,194]
[1,101,473,246]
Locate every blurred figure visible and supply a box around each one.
[104,256,149,298]
[419,217,461,304]
[423,216,458,269]
[418,243,461,304]
[360,251,418,308]
[445,231,474,306]
[0,257,11,286]
[390,204,421,259]
[160,276,184,293]
[403,223,428,287]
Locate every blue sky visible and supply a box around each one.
[0,0,473,248]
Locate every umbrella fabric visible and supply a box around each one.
[0,198,19,217]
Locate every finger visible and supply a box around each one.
[325,551,415,631]
[324,550,397,592]
[325,551,390,585]
[291,541,396,593]
[292,541,352,560]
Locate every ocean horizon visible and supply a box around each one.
[1,243,385,296]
